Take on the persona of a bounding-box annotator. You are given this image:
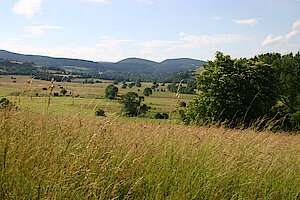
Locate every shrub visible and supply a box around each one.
[60,89,67,96]
[179,101,187,107]
[0,98,10,109]
[95,109,105,116]
[154,112,169,119]
[0,98,17,110]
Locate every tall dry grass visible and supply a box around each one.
[1,109,300,199]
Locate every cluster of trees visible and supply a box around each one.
[104,85,152,117]
[167,79,197,94]
[158,70,196,83]
[0,59,73,82]
[120,80,142,89]
[180,52,299,131]
[82,79,102,84]
[120,92,150,117]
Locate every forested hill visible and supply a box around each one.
[0,50,205,77]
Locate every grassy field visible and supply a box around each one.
[1,75,300,199]
[0,75,194,118]
[1,110,300,199]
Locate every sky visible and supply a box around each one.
[0,0,300,62]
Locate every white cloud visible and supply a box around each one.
[137,0,154,4]
[96,36,135,49]
[84,0,110,3]
[140,48,154,55]
[261,19,300,46]
[176,34,253,49]
[138,40,180,48]
[138,34,252,50]
[233,18,258,25]
[0,41,126,62]
[0,32,254,62]
[12,0,42,19]
[24,25,63,37]
[292,20,300,30]
[210,16,222,20]
[179,32,186,37]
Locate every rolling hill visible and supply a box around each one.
[0,49,205,77]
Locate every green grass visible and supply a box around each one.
[1,75,300,199]
[0,86,20,97]
[0,75,192,118]
[1,110,300,199]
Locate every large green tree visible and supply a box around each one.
[105,84,118,100]
[180,52,278,128]
[143,87,153,97]
[255,52,300,131]
[120,92,150,116]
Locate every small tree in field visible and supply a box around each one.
[120,92,150,116]
[95,109,105,116]
[105,85,118,100]
[60,88,67,96]
[136,80,142,87]
[143,87,152,97]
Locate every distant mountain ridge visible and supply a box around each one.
[0,50,205,77]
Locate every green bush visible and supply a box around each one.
[179,101,186,107]
[95,109,105,116]
[154,112,169,119]
[0,98,10,109]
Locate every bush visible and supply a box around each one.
[60,89,67,96]
[0,98,17,110]
[0,98,10,109]
[179,101,187,107]
[154,112,169,119]
[95,109,105,116]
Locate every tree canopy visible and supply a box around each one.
[143,88,153,97]
[104,84,119,100]
[120,92,150,116]
[180,52,279,129]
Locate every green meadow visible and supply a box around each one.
[1,75,300,199]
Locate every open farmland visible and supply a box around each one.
[0,75,195,118]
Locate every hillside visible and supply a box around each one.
[0,50,205,77]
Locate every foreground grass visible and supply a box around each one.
[1,110,300,199]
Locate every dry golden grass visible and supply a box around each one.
[1,109,300,199]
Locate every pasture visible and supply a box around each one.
[0,75,194,118]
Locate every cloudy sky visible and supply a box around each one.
[1,0,299,62]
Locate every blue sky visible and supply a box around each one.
[1,0,300,62]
